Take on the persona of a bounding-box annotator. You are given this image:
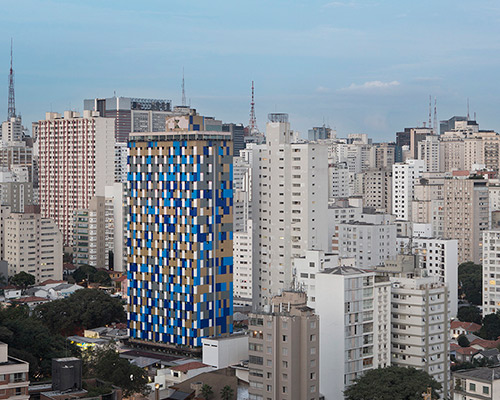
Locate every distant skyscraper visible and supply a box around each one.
[127,130,233,346]
[308,126,332,141]
[84,96,173,142]
[222,123,245,156]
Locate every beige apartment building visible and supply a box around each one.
[4,206,63,283]
[248,291,320,400]
[452,367,500,400]
[73,196,114,269]
[411,173,445,237]
[0,342,29,400]
[363,168,392,213]
[443,178,489,263]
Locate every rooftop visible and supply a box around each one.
[322,266,371,276]
[170,362,208,373]
[454,366,500,381]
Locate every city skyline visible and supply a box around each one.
[1,0,500,139]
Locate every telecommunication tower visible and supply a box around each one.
[249,81,258,133]
[7,39,15,119]
[181,67,186,107]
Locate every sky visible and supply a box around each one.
[1,0,500,140]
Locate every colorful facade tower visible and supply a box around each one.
[127,131,234,347]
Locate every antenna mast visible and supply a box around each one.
[428,95,432,129]
[433,98,437,134]
[181,67,186,107]
[467,98,470,121]
[249,81,258,133]
[7,38,15,119]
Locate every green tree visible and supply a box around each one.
[72,265,111,286]
[458,334,470,347]
[220,385,234,400]
[344,366,441,400]
[34,288,125,335]
[9,272,35,288]
[0,305,79,380]
[200,384,214,399]
[85,347,149,396]
[477,312,500,340]
[457,305,482,324]
[458,262,482,305]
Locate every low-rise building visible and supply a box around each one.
[0,342,29,400]
[452,367,500,400]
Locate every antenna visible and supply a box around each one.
[433,98,437,134]
[467,98,470,121]
[428,95,432,129]
[474,111,476,121]
[7,38,15,119]
[181,67,186,107]
[249,81,258,133]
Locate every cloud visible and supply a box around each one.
[316,86,331,93]
[323,1,357,7]
[339,80,400,91]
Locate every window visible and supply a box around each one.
[282,386,287,394]
[282,335,287,342]
[267,385,272,392]
[469,383,476,391]
[282,361,288,368]
[310,385,316,393]
[15,388,23,396]
[282,347,288,356]
[483,386,489,395]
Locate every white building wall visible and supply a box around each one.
[392,159,425,221]
[201,335,249,369]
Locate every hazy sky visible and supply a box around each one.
[1,0,500,140]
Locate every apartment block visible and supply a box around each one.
[452,367,500,400]
[443,178,489,263]
[363,168,392,213]
[4,206,63,283]
[481,230,500,314]
[234,220,253,305]
[248,291,320,400]
[127,131,233,346]
[334,212,397,268]
[390,276,450,396]
[411,173,445,237]
[0,343,29,400]
[37,111,115,246]
[316,267,391,400]
[392,159,425,221]
[251,114,328,308]
[412,238,459,317]
[73,196,114,269]
[418,135,441,172]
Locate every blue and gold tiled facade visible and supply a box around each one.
[127,132,233,347]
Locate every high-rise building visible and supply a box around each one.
[37,111,115,246]
[418,135,441,172]
[127,130,233,346]
[233,220,253,305]
[396,127,432,160]
[247,291,320,400]
[73,196,114,269]
[114,142,128,183]
[363,168,392,213]
[392,159,425,221]
[4,206,62,283]
[390,276,450,396]
[369,142,396,169]
[84,96,173,142]
[412,238,459,317]
[1,116,23,143]
[481,230,500,314]
[308,125,333,141]
[251,114,329,309]
[316,267,391,400]
[411,173,445,237]
[333,212,397,268]
[222,123,245,157]
[443,178,489,263]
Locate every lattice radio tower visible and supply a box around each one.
[249,81,258,133]
[8,39,15,119]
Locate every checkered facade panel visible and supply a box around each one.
[127,137,233,347]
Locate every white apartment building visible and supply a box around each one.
[114,142,128,183]
[0,342,29,400]
[4,207,63,283]
[327,198,363,251]
[293,250,338,308]
[481,230,500,314]
[251,114,329,308]
[37,110,115,247]
[392,159,425,221]
[234,220,253,305]
[316,267,391,400]
[328,162,350,198]
[1,116,23,143]
[412,238,459,317]
[390,276,450,397]
[418,135,441,172]
[105,183,125,272]
[334,212,397,269]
